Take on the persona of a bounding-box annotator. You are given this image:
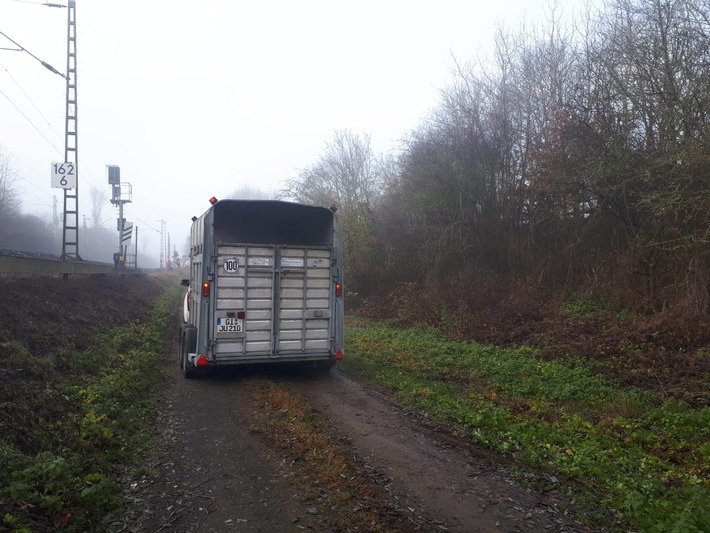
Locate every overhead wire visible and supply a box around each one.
[0,75,103,218]
[1,141,99,219]
[6,0,53,5]
[1,5,116,217]
[0,142,56,199]
[137,219,162,233]
[0,29,65,79]
[0,86,64,157]
[1,0,128,250]
[0,60,62,146]
[0,56,105,210]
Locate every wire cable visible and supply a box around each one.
[0,29,66,79]
[0,142,55,199]
[6,0,58,5]
[0,66,103,193]
[0,87,64,157]
[1,142,99,218]
[0,60,62,146]
[1,6,113,210]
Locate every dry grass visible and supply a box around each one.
[246,380,419,532]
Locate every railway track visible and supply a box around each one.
[0,248,148,275]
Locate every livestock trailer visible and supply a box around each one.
[178,199,344,377]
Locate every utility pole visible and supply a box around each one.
[60,0,80,260]
[2,4,80,255]
[159,220,165,269]
[6,3,80,253]
[52,195,59,232]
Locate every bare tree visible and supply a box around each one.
[282,130,386,295]
[276,1,710,312]
[281,130,382,210]
[89,186,108,228]
[229,184,278,200]
[0,149,20,220]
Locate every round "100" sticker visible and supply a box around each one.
[223,258,239,273]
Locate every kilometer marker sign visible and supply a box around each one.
[51,162,77,189]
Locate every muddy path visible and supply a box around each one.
[119,362,307,532]
[120,359,589,532]
[286,370,585,532]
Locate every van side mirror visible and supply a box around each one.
[181,279,190,286]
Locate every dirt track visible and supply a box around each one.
[121,359,588,533]
[0,272,592,532]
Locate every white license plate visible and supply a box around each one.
[217,317,242,333]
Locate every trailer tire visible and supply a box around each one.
[182,327,198,379]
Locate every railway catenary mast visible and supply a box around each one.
[60,0,80,260]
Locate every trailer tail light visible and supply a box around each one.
[335,282,342,297]
[196,354,209,367]
[209,196,218,205]
[202,282,210,297]
[335,349,344,360]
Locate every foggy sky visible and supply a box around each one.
[0,0,577,266]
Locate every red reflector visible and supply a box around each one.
[335,282,342,297]
[237,311,246,319]
[334,349,344,360]
[209,196,218,205]
[196,354,209,367]
[202,282,210,297]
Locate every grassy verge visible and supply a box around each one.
[341,317,710,532]
[0,286,180,532]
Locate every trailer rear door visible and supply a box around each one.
[212,244,334,362]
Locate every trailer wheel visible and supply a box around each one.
[316,359,335,372]
[182,342,196,378]
[182,327,197,379]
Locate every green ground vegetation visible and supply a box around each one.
[341,317,710,532]
[0,287,180,532]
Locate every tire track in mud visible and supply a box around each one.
[284,369,589,533]
[123,360,591,532]
[119,364,307,532]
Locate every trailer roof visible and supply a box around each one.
[207,199,335,246]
